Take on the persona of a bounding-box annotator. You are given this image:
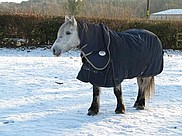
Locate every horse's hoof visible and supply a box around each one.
[87,110,98,116]
[133,103,138,108]
[115,110,125,114]
[136,106,145,110]
[115,108,125,114]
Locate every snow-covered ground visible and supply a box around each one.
[0,48,182,136]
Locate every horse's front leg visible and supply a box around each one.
[114,84,125,114]
[87,85,100,116]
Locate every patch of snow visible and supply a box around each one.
[0,48,182,136]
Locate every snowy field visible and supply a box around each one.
[0,48,182,136]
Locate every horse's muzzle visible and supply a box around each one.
[52,48,62,57]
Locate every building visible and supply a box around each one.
[149,9,182,20]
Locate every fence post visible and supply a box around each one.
[146,0,150,19]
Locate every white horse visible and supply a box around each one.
[52,16,163,116]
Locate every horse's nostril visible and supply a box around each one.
[52,48,61,56]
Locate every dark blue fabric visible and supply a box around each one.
[77,21,163,87]
[76,22,110,70]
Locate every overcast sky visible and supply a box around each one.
[0,0,28,3]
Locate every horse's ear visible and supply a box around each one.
[65,15,70,22]
[70,16,77,25]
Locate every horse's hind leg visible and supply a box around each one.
[134,77,155,110]
[87,85,100,116]
[133,77,145,110]
[114,84,125,114]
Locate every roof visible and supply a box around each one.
[152,9,182,15]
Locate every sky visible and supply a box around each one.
[0,0,28,3]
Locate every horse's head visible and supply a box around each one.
[52,16,80,56]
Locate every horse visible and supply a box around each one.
[52,16,163,116]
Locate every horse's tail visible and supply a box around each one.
[145,76,155,100]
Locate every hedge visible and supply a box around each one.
[0,14,182,49]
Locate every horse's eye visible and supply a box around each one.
[66,31,71,35]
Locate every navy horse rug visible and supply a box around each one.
[77,21,163,87]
